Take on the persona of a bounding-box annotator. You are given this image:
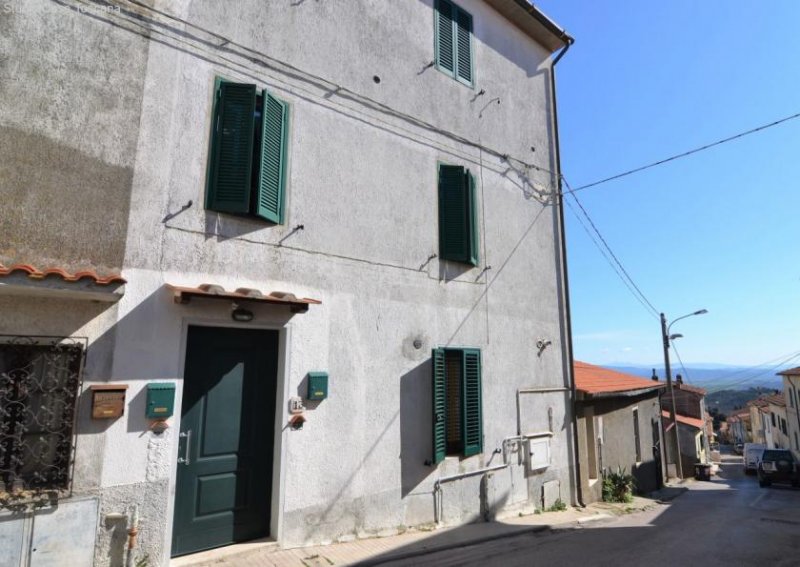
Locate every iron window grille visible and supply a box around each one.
[0,336,85,504]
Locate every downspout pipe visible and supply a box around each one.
[548,35,584,507]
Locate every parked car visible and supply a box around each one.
[757,449,798,488]
[734,443,744,455]
[743,443,766,474]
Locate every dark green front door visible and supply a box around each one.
[172,326,279,557]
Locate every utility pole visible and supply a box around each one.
[661,313,684,480]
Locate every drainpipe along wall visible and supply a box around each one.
[548,34,583,507]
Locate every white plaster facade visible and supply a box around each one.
[0,1,575,565]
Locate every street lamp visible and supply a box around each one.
[660,309,708,479]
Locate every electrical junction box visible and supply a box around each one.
[146,382,176,419]
[306,372,328,401]
[527,436,552,472]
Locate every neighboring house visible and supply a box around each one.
[573,362,666,501]
[727,408,752,445]
[763,393,789,450]
[0,1,575,565]
[661,411,707,475]
[778,367,800,459]
[705,413,715,443]
[718,419,730,444]
[748,398,771,446]
[659,377,710,475]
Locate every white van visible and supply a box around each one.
[744,443,766,474]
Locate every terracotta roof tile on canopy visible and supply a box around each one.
[0,263,126,285]
[778,367,800,377]
[167,284,321,313]
[574,361,666,396]
[662,410,704,429]
[0,262,126,302]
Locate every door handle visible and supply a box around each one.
[178,430,192,465]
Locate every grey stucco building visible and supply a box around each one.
[0,1,575,564]
[574,362,667,501]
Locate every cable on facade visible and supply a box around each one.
[65,0,559,180]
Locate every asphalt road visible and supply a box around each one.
[383,449,800,567]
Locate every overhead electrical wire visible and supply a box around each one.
[564,111,800,195]
[705,347,800,383]
[562,176,660,320]
[705,349,800,394]
[670,340,692,385]
[563,197,659,320]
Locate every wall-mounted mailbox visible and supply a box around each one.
[306,372,328,401]
[146,382,176,419]
[90,385,129,419]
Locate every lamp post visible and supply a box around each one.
[661,309,708,480]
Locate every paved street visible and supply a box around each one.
[373,449,800,567]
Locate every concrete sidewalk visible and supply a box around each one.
[173,487,687,567]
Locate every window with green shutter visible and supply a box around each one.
[434,0,474,86]
[431,347,483,463]
[438,164,479,266]
[206,78,288,224]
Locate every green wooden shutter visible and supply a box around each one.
[467,171,479,265]
[461,348,482,457]
[454,7,473,85]
[439,164,478,265]
[435,0,455,76]
[207,81,256,214]
[432,348,447,465]
[256,90,287,223]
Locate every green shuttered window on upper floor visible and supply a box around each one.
[434,0,474,86]
[206,78,288,224]
[438,164,479,266]
[432,347,483,464]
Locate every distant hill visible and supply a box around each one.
[705,388,776,416]
[605,364,784,392]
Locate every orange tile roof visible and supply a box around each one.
[0,263,126,285]
[748,395,786,408]
[762,393,786,407]
[662,410,704,429]
[778,367,800,377]
[574,361,666,395]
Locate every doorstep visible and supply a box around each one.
[170,538,279,567]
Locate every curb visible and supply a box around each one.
[351,524,550,566]
[652,486,688,504]
[576,513,614,525]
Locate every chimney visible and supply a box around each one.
[676,374,683,385]
[651,368,659,381]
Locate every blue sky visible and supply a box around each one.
[536,1,800,366]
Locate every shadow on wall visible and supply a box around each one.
[400,358,434,497]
